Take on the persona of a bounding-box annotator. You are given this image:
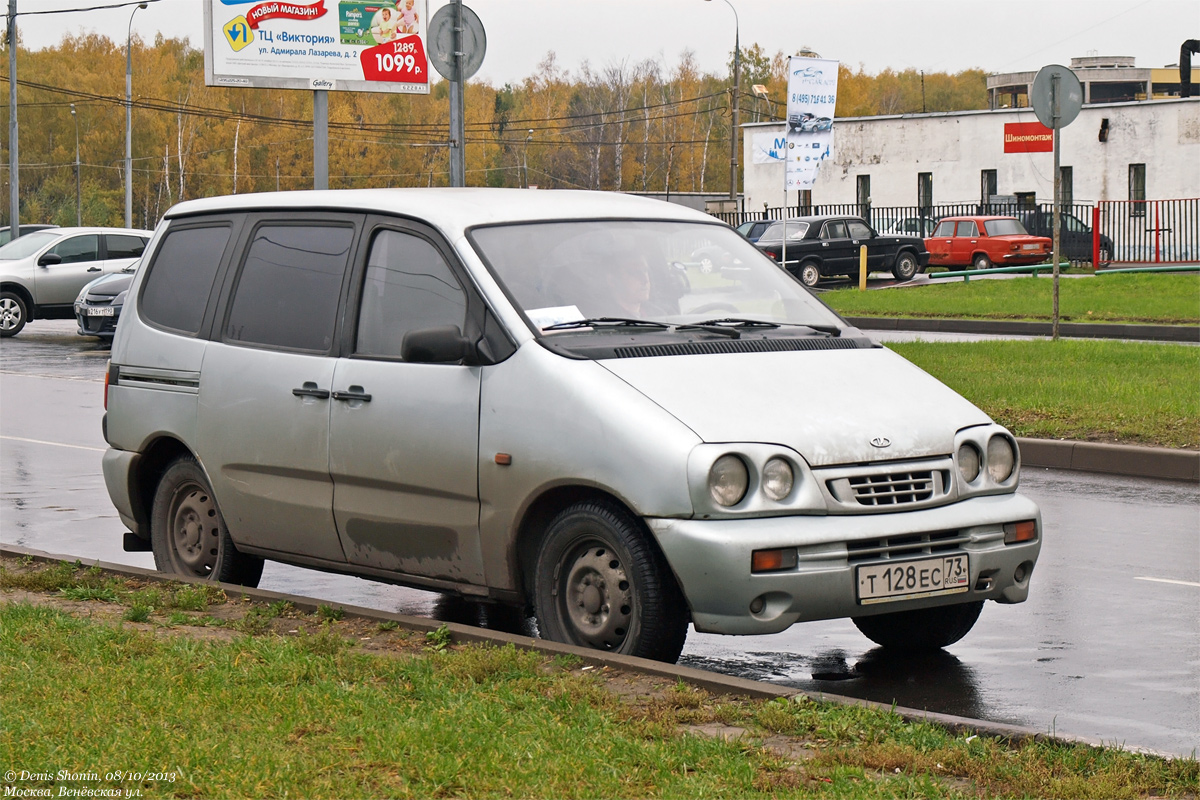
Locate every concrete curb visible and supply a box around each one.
[1018,438,1200,482]
[4,543,1155,757]
[847,316,1200,343]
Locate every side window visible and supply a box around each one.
[105,234,147,260]
[820,221,848,240]
[226,224,353,352]
[141,226,231,334]
[355,229,467,359]
[934,220,955,237]
[49,234,99,264]
[846,221,872,239]
[956,220,979,237]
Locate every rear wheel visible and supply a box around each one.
[892,251,919,282]
[533,499,689,662]
[0,291,28,337]
[150,456,263,586]
[797,261,821,288]
[852,600,984,652]
[972,253,992,271]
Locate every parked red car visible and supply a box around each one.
[925,216,1052,270]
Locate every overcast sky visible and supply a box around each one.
[9,0,1197,83]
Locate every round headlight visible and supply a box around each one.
[987,435,1015,482]
[709,454,749,507]
[762,457,794,501]
[957,443,981,483]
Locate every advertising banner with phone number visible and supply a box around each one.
[784,56,839,191]
[204,0,429,93]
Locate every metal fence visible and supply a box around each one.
[1097,199,1200,264]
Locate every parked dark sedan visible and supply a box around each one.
[1016,209,1113,265]
[74,266,136,340]
[755,215,929,287]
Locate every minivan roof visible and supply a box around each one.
[164,188,716,232]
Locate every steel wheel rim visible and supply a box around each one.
[557,540,633,650]
[897,255,915,278]
[169,481,219,576]
[801,265,819,286]
[0,298,21,331]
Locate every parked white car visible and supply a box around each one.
[102,189,1041,662]
[0,226,152,336]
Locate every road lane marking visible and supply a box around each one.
[0,435,105,453]
[1134,576,1200,588]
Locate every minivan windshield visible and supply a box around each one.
[470,220,841,332]
[0,231,60,260]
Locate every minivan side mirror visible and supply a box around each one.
[37,253,62,267]
[401,325,473,364]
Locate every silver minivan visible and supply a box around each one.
[102,189,1041,662]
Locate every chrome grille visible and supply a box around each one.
[815,457,954,513]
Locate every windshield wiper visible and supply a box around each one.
[541,317,670,332]
[687,317,781,329]
[787,322,842,336]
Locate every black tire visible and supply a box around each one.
[797,261,821,288]
[533,499,689,663]
[0,290,28,337]
[1097,244,1112,268]
[892,251,919,282]
[972,253,992,271]
[150,455,264,587]
[852,600,984,652]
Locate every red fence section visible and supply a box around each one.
[1096,199,1200,264]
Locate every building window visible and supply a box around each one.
[798,190,812,214]
[917,172,933,214]
[1015,192,1037,210]
[856,175,871,218]
[1129,163,1146,216]
[980,170,997,207]
[1059,166,1073,209]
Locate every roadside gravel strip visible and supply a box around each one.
[846,316,1200,343]
[3,543,1169,759]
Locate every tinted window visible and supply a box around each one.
[821,221,848,239]
[933,220,955,237]
[141,226,231,334]
[356,230,467,359]
[49,234,99,264]
[226,224,353,352]
[955,221,978,237]
[106,234,147,259]
[846,221,872,239]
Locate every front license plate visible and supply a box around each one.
[85,306,115,316]
[856,555,970,604]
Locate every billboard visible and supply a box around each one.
[784,57,839,191]
[1004,121,1053,153]
[204,0,430,93]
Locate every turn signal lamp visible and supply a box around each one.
[751,548,798,573]
[1003,520,1037,544]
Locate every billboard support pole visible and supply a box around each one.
[448,0,465,187]
[314,90,328,190]
[8,0,18,240]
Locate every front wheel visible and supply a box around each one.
[797,261,821,288]
[0,291,28,337]
[892,251,919,282]
[533,500,689,662]
[150,456,264,586]
[852,600,984,652]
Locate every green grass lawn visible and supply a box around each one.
[824,274,1200,325]
[888,340,1200,449]
[2,558,1197,799]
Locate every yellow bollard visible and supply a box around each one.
[859,245,868,291]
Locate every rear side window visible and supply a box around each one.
[956,220,979,237]
[141,226,231,334]
[106,234,147,259]
[225,224,353,352]
[355,230,467,359]
[821,221,848,239]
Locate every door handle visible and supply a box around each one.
[292,382,330,399]
[332,385,372,402]
[87,267,101,272]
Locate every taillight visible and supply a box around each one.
[104,362,119,409]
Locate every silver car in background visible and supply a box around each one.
[101,189,1041,662]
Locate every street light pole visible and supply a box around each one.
[705,0,739,203]
[523,129,532,188]
[70,104,80,226]
[125,2,147,229]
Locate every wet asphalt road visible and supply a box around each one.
[2,320,1198,756]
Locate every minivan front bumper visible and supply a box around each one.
[647,492,1041,635]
